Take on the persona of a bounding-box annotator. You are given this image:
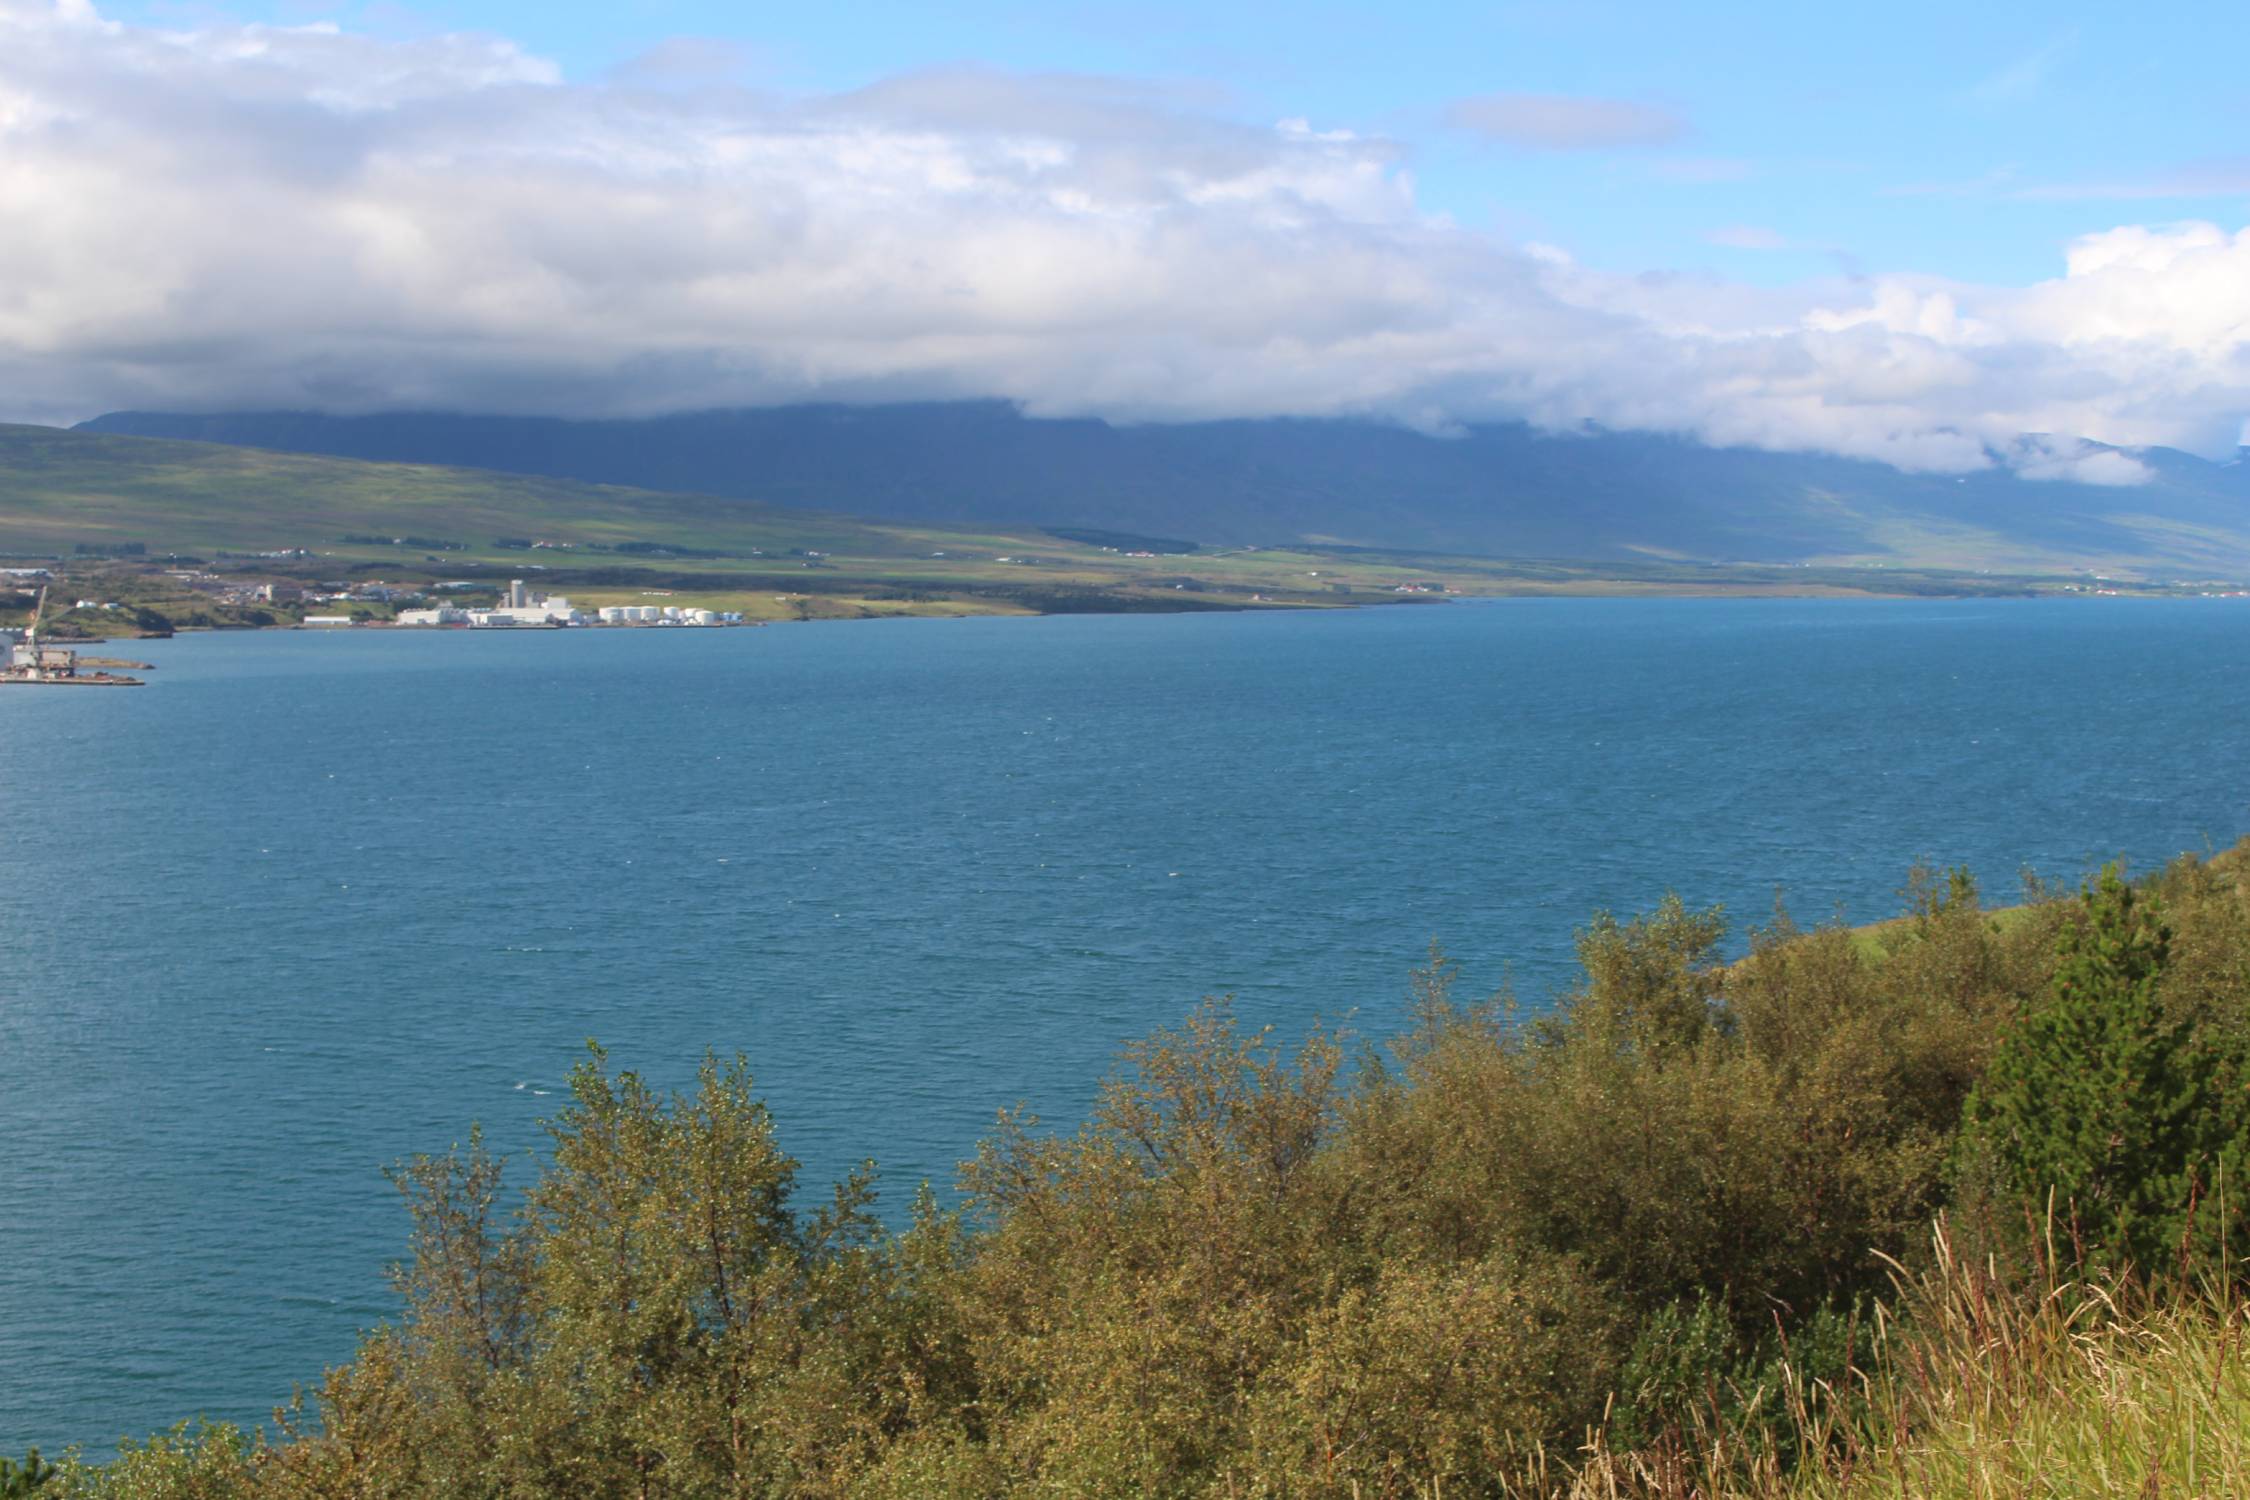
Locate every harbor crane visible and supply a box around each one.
[2,585,145,687]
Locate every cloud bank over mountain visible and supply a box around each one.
[2,0,2246,479]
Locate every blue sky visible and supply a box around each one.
[106,0,2250,285]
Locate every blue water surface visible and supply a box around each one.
[2,597,2246,1452]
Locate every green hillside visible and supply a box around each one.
[0,423,947,560]
[80,403,2250,578]
[0,423,1394,625]
[3,423,2144,639]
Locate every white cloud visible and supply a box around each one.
[2007,436,2153,486]
[1441,91,1688,149]
[0,2,2248,481]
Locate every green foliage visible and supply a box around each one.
[948,1004,1352,1493]
[59,842,2250,1497]
[1567,1223,2250,1499]
[1335,890,2018,1337]
[1606,1292,1868,1474]
[0,1450,57,1498]
[1246,1242,1619,1496]
[53,1425,255,1500]
[1957,865,2250,1275]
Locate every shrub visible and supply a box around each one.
[1956,866,2250,1277]
[1247,1243,1620,1496]
[0,1451,57,1499]
[53,1426,254,1500]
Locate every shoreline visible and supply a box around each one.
[16,571,2228,647]
[37,584,2243,650]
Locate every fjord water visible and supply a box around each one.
[3,598,2247,1452]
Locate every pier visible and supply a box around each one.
[1,588,146,686]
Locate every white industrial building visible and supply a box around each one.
[472,603,583,627]
[398,585,740,629]
[462,581,583,626]
[587,604,734,625]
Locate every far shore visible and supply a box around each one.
[36,580,2243,651]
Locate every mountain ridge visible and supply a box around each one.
[75,404,2250,576]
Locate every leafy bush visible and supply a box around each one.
[0,1450,57,1499]
[54,1426,254,1500]
[1246,1244,1620,1496]
[1957,866,2250,1277]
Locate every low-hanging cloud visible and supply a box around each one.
[2,1,2248,480]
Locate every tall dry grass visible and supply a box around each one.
[1544,1216,2250,1500]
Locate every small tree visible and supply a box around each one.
[1958,866,2241,1275]
[0,1450,55,1498]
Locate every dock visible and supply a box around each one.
[2,587,147,686]
[0,672,144,687]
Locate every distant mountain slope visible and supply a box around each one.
[0,422,963,558]
[24,425,2061,630]
[78,403,2250,574]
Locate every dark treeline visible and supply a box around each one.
[36,845,2250,1497]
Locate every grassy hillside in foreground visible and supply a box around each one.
[25,841,2250,1496]
[0,423,2169,638]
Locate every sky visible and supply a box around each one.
[5,0,2249,477]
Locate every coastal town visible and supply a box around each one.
[1,563,759,638]
[2,569,755,686]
